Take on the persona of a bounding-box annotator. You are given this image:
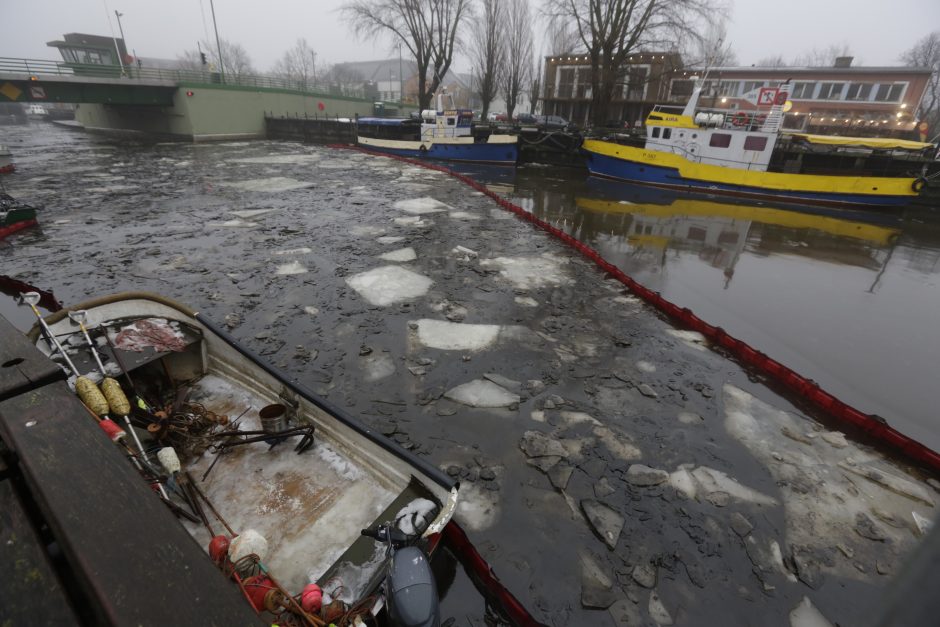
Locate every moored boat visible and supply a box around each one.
[0,192,38,239]
[27,291,459,625]
[357,93,519,165]
[582,79,935,207]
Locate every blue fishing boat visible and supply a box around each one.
[582,79,935,208]
[357,93,518,165]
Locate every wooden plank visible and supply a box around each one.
[0,382,261,627]
[0,479,80,626]
[0,314,65,401]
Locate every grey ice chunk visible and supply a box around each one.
[789,596,834,627]
[730,512,754,537]
[648,590,674,625]
[821,431,848,448]
[626,464,669,487]
[637,383,658,398]
[377,247,417,262]
[580,552,617,609]
[452,245,478,259]
[527,456,562,473]
[483,373,522,392]
[594,477,616,498]
[346,266,433,306]
[913,511,933,536]
[610,598,644,627]
[838,461,935,506]
[631,563,656,588]
[520,431,569,459]
[444,379,520,408]
[549,464,574,490]
[854,512,887,542]
[581,499,624,550]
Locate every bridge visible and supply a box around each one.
[0,57,400,141]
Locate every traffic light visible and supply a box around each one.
[200,52,208,66]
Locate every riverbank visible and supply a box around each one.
[0,124,936,624]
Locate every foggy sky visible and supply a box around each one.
[1,0,938,73]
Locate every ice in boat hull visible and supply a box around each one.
[582,79,933,208]
[31,292,458,621]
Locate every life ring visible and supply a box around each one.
[912,177,928,193]
[732,112,748,127]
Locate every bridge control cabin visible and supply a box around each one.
[47,33,129,77]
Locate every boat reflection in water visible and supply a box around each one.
[564,179,902,289]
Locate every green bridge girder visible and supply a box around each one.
[0,77,175,106]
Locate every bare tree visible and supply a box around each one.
[323,64,366,98]
[543,0,725,126]
[470,0,504,119]
[529,58,542,114]
[792,44,853,67]
[755,54,787,68]
[342,0,471,110]
[686,22,737,69]
[544,17,583,55]
[502,0,533,120]
[178,39,255,81]
[901,31,940,136]
[273,38,318,90]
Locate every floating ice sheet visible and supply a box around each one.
[276,261,308,275]
[346,266,433,306]
[666,329,707,351]
[231,208,278,219]
[378,247,417,262]
[393,197,450,214]
[230,154,321,165]
[444,379,520,408]
[479,254,572,290]
[376,236,405,245]
[274,247,313,255]
[448,210,481,220]
[218,177,314,193]
[361,352,396,381]
[412,319,500,351]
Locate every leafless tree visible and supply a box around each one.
[529,58,542,114]
[901,31,940,136]
[686,22,737,69]
[755,54,787,68]
[342,0,471,110]
[323,64,366,98]
[177,39,255,81]
[273,38,318,91]
[502,0,533,120]
[792,44,854,67]
[470,0,504,119]
[544,17,583,55]
[543,0,725,126]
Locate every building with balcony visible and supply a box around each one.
[541,54,932,137]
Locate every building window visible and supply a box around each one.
[717,81,740,97]
[623,65,649,100]
[743,135,768,151]
[817,83,844,100]
[709,133,732,148]
[845,83,873,101]
[741,81,766,95]
[790,82,816,99]
[670,79,694,98]
[663,128,672,139]
[875,83,905,102]
[557,68,575,99]
[651,127,661,138]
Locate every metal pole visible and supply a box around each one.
[101,0,126,76]
[208,0,225,84]
[398,43,403,104]
[114,11,129,75]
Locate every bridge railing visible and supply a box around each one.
[0,57,350,96]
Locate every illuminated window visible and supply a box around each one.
[709,133,732,148]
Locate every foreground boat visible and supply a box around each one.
[582,80,935,207]
[357,93,518,165]
[0,192,38,239]
[28,292,459,625]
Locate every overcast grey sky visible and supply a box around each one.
[2,0,938,72]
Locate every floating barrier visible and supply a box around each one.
[332,143,940,474]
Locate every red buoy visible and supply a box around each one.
[208,535,230,564]
[301,583,323,613]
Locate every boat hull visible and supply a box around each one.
[358,136,518,165]
[582,139,920,208]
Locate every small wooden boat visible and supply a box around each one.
[582,80,935,207]
[28,292,459,625]
[0,193,37,240]
[357,93,518,165]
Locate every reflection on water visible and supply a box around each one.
[453,163,940,451]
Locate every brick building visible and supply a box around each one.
[540,55,933,137]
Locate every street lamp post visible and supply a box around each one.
[114,10,128,75]
[208,0,225,84]
[398,43,403,104]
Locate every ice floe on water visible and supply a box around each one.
[479,253,572,290]
[360,352,396,381]
[393,197,450,214]
[346,266,433,306]
[274,247,313,255]
[515,296,539,307]
[303,306,319,316]
[636,360,656,373]
[789,597,834,627]
[350,225,386,238]
[231,208,278,219]
[393,216,432,227]
[86,184,139,194]
[448,210,481,220]
[376,236,405,245]
[208,218,258,228]
[411,319,518,351]
[723,383,933,581]
[230,154,321,165]
[666,329,707,351]
[378,247,417,262]
[276,261,308,275]
[218,177,314,192]
[444,379,520,408]
[453,482,499,531]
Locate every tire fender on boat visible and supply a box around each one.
[419,144,428,153]
[912,177,928,193]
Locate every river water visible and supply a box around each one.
[1,121,938,625]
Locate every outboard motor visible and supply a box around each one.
[362,525,440,627]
